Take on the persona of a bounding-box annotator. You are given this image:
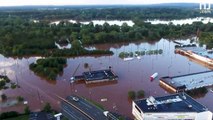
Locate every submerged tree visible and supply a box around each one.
[84,63,89,69]
[43,103,52,112]
[128,91,136,100]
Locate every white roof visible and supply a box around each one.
[195,111,213,120]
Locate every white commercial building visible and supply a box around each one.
[132,93,212,120]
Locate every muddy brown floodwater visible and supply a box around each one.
[1,38,213,118]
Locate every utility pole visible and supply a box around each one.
[37,88,42,106]
[15,74,19,86]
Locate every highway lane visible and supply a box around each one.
[66,95,108,120]
[61,101,90,120]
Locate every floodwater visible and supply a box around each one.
[50,20,135,26]
[50,17,213,27]
[1,38,213,118]
[145,17,213,25]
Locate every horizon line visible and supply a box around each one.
[0,2,206,7]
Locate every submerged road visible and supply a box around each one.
[66,96,108,120]
[58,95,108,120]
[61,102,90,120]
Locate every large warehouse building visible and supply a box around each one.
[132,93,212,120]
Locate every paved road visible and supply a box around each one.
[66,95,108,120]
[61,102,90,120]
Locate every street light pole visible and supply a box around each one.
[89,89,92,100]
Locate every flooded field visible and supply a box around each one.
[1,38,213,118]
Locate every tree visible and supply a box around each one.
[43,103,52,112]
[0,111,18,119]
[0,80,6,89]
[48,71,57,80]
[137,90,145,98]
[16,96,24,102]
[95,32,107,43]
[82,33,93,44]
[121,23,130,32]
[1,94,7,101]
[71,40,82,51]
[70,32,78,41]
[84,63,89,69]
[128,91,136,100]
[135,32,142,40]
[102,22,110,32]
[24,106,30,114]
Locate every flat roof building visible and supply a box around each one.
[132,93,212,120]
[179,47,213,59]
[72,69,118,84]
[175,47,213,68]
[159,71,213,92]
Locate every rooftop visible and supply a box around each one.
[179,47,213,59]
[134,92,208,113]
[83,69,118,81]
[160,71,213,91]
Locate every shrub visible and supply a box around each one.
[128,91,136,100]
[43,103,52,112]
[0,80,6,89]
[137,90,145,98]
[5,77,10,83]
[0,111,18,119]
[16,96,24,102]
[186,87,208,97]
[11,83,17,89]
[1,94,7,101]
[24,106,30,114]
[84,63,89,69]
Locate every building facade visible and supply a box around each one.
[132,93,212,120]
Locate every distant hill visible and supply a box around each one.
[0,3,203,10]
[144,3,199,8]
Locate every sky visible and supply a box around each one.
[0,0,213,6]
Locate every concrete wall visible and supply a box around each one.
[85,78,116,84]
[143,112,197,120]
[132,102,144,120]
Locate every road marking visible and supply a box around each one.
[56,95,95,120]
[80,101,92,108]
[63,108,79,120]
[62,103,83,120]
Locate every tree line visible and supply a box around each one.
[0,7,213,21]
[199,32,213,49]
[1,12,213,57]
[0,17,114,57]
